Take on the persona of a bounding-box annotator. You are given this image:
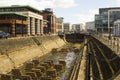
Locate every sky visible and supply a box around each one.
[0,0,120,24]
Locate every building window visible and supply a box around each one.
[23,26,27,34]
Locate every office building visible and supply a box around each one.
[72,24,83,33]
[86,21,95,32]
[56,17,64,33]
[41,8,56,34]
[63,23,71,33]
[0,5,43,37]
[113,20,120,36]
[95,7,120,33]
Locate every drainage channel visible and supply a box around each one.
[0,43,83,80]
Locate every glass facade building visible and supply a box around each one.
[95,7,120,33]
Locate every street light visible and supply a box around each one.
[108,10,113,47]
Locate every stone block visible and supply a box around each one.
[36,66,46,73]
[51,48,58,54]
[25,62,35,70]
[54,64,63,71]
[40,63,49,69]
[32,59,39,66]
[26,72,37,80]
[31,69,43,78]
[46,69,57,78]
[59,60,66,68]
[21,75,32,80]
[0,74,13,80]
[11,69,22,79]
[41,76,52,80]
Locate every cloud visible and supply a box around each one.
[116,0,120,5]
[0,0,78,10]
[74,9,98,24]
[53,0,78,8]
[0,0,52,10]
[115,0,120,6]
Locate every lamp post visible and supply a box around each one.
[108,10,110,36]
[108,10,112,47]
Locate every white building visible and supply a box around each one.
[114,20,120,36]
[19,6,43,35]
[21,11,43,35]
[72,24,83,33]
[86,21,95,32]
[63,23,71,33]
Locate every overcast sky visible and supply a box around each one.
[0,0,120,24]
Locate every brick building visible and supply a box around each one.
[41,8,56,34]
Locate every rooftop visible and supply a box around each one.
[0,12,27,17]
[0,5,42,13]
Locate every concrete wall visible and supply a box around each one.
[0,36,65,74]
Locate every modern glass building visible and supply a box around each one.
[113,20,120,36]
[95,7,120,33]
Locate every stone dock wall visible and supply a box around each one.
[0,35,65,74]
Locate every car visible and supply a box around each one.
[0,32,10,39]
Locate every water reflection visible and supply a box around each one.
[65,52,76,68]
